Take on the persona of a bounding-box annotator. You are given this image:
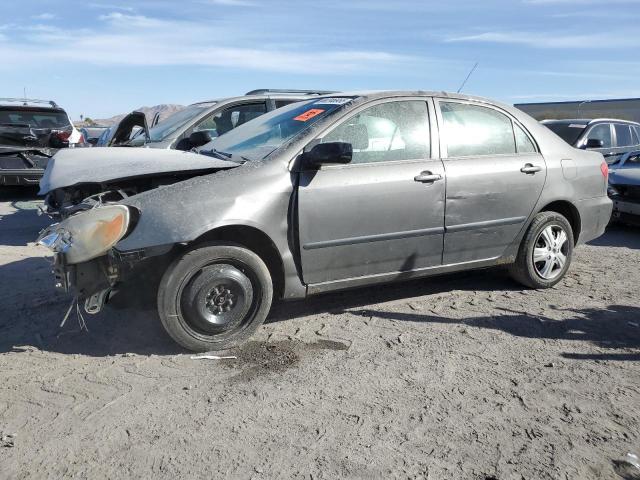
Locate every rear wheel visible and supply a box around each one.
[509,212,574,289]
[157,243,273,352]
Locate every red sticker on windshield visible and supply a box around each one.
[294,109,325,122]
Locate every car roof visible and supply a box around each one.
[317,90,518,107]
[0,98,61,109]
[542,118,640,126]
[188,90,505,108]
[190,90,339,107]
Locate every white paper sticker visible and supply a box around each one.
[314,97,353,105]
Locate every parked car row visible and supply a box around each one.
[35,90,612,352]
[0,90,335,187]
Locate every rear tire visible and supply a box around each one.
[509,212,574,289]
[157,242,273,352]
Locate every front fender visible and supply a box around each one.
[114,159,307,299]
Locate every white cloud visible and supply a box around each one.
[447,31,640,48]
[31,13,57,20]
[524,0,640,3]
[205,0,256,6]
[0,12,414,74]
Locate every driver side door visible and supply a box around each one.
[297,99,446,286]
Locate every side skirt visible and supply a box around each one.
[306,256,513,296]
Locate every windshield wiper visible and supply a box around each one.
[200,148,232,159]
[199,148,252,164]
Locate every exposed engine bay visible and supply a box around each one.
[44,170,218,218]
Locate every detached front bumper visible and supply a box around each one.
[47,246,173,314]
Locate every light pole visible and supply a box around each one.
[577,100,591,118]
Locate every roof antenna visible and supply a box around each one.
[457,62,479,93]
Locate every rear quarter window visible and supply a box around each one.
[515,124,537,153]
[615,124,633,147]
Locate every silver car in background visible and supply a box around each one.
[125,89,335,151]
[38,91,612,351]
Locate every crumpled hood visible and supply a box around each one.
[610,167,640,186]
[38,147,238,194]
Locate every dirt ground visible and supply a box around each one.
[0,187,639,480]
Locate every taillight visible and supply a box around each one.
[600,162,608,178]
[55,130,71,141]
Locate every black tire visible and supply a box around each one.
[157,242,273,352]
[509,211,574,289]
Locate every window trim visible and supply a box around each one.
[581,122,613,149]
[434,98,539,159]
[308,97,434,168]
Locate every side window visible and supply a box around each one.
[440,102,516,157]
[615,124,633,147]
[586,124,612,148]
[275,100,298,108]
[322,101,430,164]
[194,102,267,137]
[634,126,640,145]
[515,124,537,153]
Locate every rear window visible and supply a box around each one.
[0,109,70,129]
[543,122,586,146]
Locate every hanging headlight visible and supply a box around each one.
[37,205,131,264]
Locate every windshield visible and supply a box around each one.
[147,104,214,142]
[543,121,587,146]
[0,109,71,129]
[199,97,354,161]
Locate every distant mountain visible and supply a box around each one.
[90,104,186,127]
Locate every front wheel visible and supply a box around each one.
[509,212,574,289]
[157,243,273,352]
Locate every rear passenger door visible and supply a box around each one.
[436,100,546,264]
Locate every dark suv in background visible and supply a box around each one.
[0,98,84,187]
[542,118,640,164]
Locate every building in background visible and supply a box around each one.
[515,98,640,123]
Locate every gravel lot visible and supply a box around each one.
[0,187,639,480]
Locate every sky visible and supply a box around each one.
[1,0,639,120]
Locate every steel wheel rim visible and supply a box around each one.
[532,224,569,280]
[180,263,257,336]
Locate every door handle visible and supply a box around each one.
[520,164,542,174]
[414,171,443,183]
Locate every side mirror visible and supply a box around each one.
[584,138,604,149]
[302,142,353,168]
[189,130,213,148]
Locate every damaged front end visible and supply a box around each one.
[38,147,238,218]
[37,203,170,314]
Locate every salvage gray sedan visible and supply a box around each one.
[38,91,612,351]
